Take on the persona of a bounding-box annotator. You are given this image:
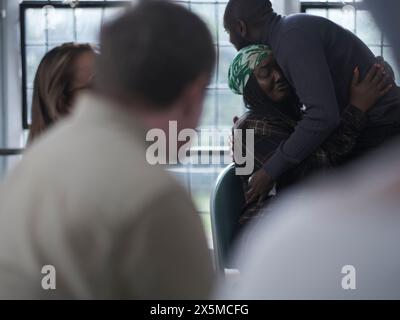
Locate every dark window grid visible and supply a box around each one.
[21,1,236,129]
[21,1,129,129]
[301,1,388,57]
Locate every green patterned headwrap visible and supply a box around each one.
[228,44,273,95]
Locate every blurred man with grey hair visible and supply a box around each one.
[0,1,215,299]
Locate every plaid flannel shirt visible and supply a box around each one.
[233,104,367,226]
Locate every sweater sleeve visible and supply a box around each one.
[319,104,367,164]
[263,29,341,180]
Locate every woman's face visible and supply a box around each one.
[68,50,96,106]
[253,54,292,102]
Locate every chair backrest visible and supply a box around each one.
[210,163,245,272]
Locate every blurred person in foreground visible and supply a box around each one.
[0,0,215,299]
[217,146,400,299]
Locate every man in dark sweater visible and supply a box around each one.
[224,0,400,203]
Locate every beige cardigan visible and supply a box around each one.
[0,93,213,299]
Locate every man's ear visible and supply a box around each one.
[237,19,247,38]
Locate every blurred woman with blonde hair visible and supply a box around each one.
[28,42,96,144]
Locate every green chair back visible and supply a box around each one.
[210,163,245,272]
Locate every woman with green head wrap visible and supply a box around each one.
[228,44,393,227]
[228,44,298,112]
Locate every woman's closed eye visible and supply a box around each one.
[258,66,270,78]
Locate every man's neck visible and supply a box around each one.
[93,89,176,132]
[260,12,280,45]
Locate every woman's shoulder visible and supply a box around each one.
[233,111,295,139]
[234,111,267,129]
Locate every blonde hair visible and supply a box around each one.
[28,42,95,144]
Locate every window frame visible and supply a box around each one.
[300,1,389,57]
[19,1,235,156]
[20,1,129,130]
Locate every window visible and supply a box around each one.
[300,0,400,84]
[21,0,129,128]
[20,0,244,244]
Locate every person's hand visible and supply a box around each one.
[350,64,393,113]
[246,169,275,205]
[376,56,396,81]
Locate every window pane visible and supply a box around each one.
[168,164,191,190]
[25,9,46,45]
[190,168,216,214]
[217,90,244,129]
[191,3,217,42]
[75,8,102,43]
[356,10,381,46]
[103,7,125,23]
[303,1,399,85]
[47,9,75,44]
[26,46,47,88]
[218,45,237,86]
[328,8,355,32]
[199,90,217,129]
[383,47,400,83]
[368,45,382,57]
[218,3,229,44]
[306,9,327,18]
